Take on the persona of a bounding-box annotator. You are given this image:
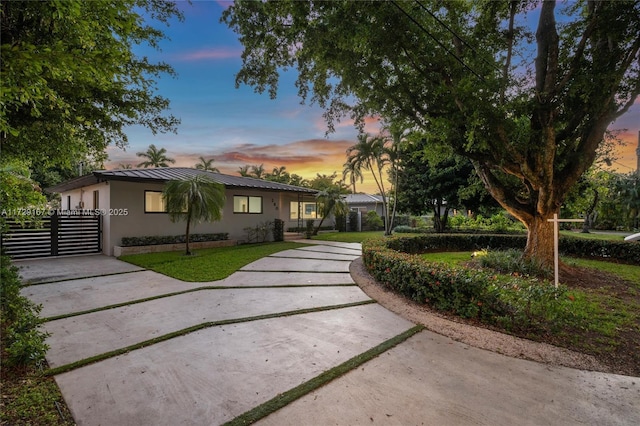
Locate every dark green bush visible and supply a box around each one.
[385,233,639,265]
[120,233,228,247]
[393,225,429,234]
[348,211,359,232]
[363,238,502,320]
[365,211,383,230]
[305,219,314,239]
[273,219,284,242]
[244,221,272,243]
[477,248,552,278]
[335,212,347,232]
[1,255,49,367]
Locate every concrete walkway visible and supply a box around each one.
[18,241,639,426]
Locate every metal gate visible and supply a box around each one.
[1,212,102,259]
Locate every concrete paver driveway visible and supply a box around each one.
[18,241,639,426]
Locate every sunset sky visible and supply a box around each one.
[108,1,639,193]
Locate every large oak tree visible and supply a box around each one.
[222,0,640,267]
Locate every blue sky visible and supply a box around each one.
[107,1,639,189]
[109,1,379,190]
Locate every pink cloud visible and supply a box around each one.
[215,1,233,10]
[178,47,241,61]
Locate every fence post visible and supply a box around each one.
[97,213,103,253]
[50,211,59,256]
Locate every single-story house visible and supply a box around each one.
[47,168,319,256]
[344,193,386,217]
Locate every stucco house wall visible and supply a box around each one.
[51,169,318,256]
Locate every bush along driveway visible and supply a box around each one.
[18,241,640,426]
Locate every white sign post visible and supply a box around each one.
[547,213,584,288]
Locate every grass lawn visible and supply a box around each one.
[119,241,306,282]
[421,251,640,284]
[560,230,630,241]
[312,231,384,243]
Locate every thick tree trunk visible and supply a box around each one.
[523,214,555,268]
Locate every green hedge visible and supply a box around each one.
[362,234,638,330]
[387,234,639,265]
[362,237,504,320]
[120,233,228,247]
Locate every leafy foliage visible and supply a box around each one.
[194,156,220,172]
[244,221,273,243]
[222,0,640,266]
[0,255,49,367]
[1,0,182,168]
[363,237,572,332]
[396,138,498,231]
[386,233,639,265]
[136,144,176,168]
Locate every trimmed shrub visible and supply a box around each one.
[273,219,284,242]
[121,233,228,247]
[244,221,273,243]
[348,210,359,232]
[365,211,383,230]
[305,219,314,239]
[360,234,626,332]
[393,225,428,234]
[0,255,49,367]
[384,233,639,265]
[362,238,503,320]
[335,212,347,232]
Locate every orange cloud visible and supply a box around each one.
[611,129,639,173]
[104,138,385,192]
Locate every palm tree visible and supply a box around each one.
[119,164,133,169]
[162,175,226,255]
[313,185,348,235]
[194,156,219,172]
[269,166,288,183]
[136,144,175,168]
[250,164,266,179]
[238,165,251,177]
[342,157,363,194]
[345,133,392,234]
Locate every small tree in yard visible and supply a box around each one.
[163,176,226,255]
[314,185,349,235]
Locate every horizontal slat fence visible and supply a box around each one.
[2,212,101,259]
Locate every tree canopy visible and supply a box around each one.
[222,0,640,267]
[1,0,181,168]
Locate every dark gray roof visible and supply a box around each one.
[345,193,385,204]
[47,167,317,194]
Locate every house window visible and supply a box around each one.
[67,195,72,210]
[93,190,99,210]
[234,196,262,214]
[290,201,317,219]
[145,191,166,213]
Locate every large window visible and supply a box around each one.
[290,201,317,219]
[145,191,166,213]
[234,196,262,214]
